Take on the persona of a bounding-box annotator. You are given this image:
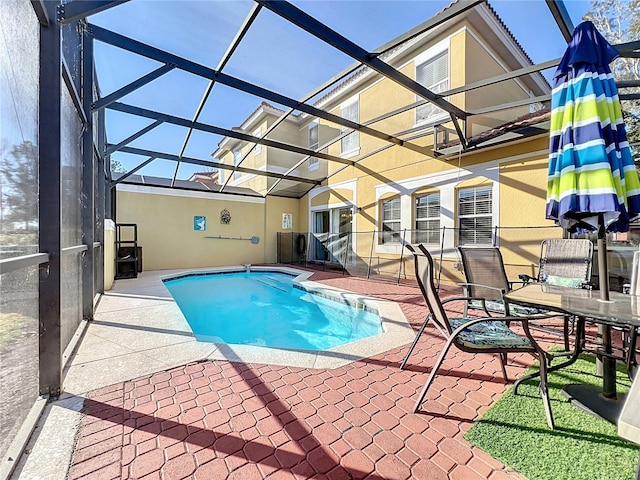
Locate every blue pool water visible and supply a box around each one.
[162,271,382,351]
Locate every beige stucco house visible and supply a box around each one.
[196,1,559,283]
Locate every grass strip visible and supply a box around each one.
[465,354,639,480]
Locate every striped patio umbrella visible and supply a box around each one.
[546,20,640,299]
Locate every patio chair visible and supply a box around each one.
[518,238,594,353]
[457,246,544,317]
[400,244,554,429]
[618,250,639,378]
[518,238,593,288]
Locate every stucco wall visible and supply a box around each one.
[112,187,301,274]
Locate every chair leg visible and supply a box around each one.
[537,347,555,430]
[400,315,431,370]
[413,336,456,412]
[499,352,509,383]
[626,327,638,381]
[515,317,585,396]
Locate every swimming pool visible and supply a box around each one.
[162,270,383,351]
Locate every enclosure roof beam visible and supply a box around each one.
[444,58,560,97]
[255,0,468,120]
[115,145,321,185]
[88,24,428,155]
[92,64,175,112]
[62,57,87,126]
[109,156,156,186]
[545,0,574,42]
[58,0,130,24]
[175,3,262,187]
[617,80,640,88]
[222,57,363,193]
[105,120,163,156]
[30,0,49,26]
[617,40,640,54]
[442,40,638,99]
[108,102,355,166]
[468,94,551,115]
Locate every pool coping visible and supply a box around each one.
[159,265,416,369]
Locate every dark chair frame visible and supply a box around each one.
[519,238,594,287]
[457,246,519,317]
[400,244,555,429]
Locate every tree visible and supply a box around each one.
[0,141,38,232]
[583,0,640,159]
[110,158,127,174]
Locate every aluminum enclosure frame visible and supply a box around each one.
[52,0,640,201]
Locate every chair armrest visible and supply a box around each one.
[457,283,508,295]
[442,295,495,317]
[441,295,486,305]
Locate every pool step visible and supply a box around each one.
[256,278,289,293]
[263,275,291,285]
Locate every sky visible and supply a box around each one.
[87,0,593,181]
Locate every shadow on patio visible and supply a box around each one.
[15,269,534,480]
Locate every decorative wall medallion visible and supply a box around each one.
[220,209,231,224]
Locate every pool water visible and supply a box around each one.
[162,271,382,351]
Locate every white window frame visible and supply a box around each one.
[340,96,359,157]
[233,148,242,180]
[308,122,319,172]
[381,197,402,244]
[253,127,262,155]
[414,192,440,244]
[458,186,493,246]
[414,40,450,126]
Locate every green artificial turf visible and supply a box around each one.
[465,354,639,480]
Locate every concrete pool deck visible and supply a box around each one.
[64,265,415,395]
[13,266,530,480]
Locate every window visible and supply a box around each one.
[308,123,319,171]
[253,127,262,155]
[416,50,449,124]
[458,186,493,245]
[233,148,241,180]
[341,100,359,155]
[414,193,440,244]
[381,197,401,244]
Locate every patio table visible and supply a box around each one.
[505,283,640,424]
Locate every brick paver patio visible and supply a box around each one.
[67,271,535,480]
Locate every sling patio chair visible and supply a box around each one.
[400,243,555,429]
[457,246,546,317]
[518,238,594,353]
[518,238,594,288]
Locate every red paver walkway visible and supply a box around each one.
[68,271,533,480]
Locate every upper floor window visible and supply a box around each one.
[253,127,262,155]
[341,99,359,155]
[308,123,319,171]
[458,186,493,245]
[381,197,401,244]
[233,148,241,180]
[416,50,449,124]
[414,192,440,244]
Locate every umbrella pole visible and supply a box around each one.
[597,213,617,399]
[597,214,610,301]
